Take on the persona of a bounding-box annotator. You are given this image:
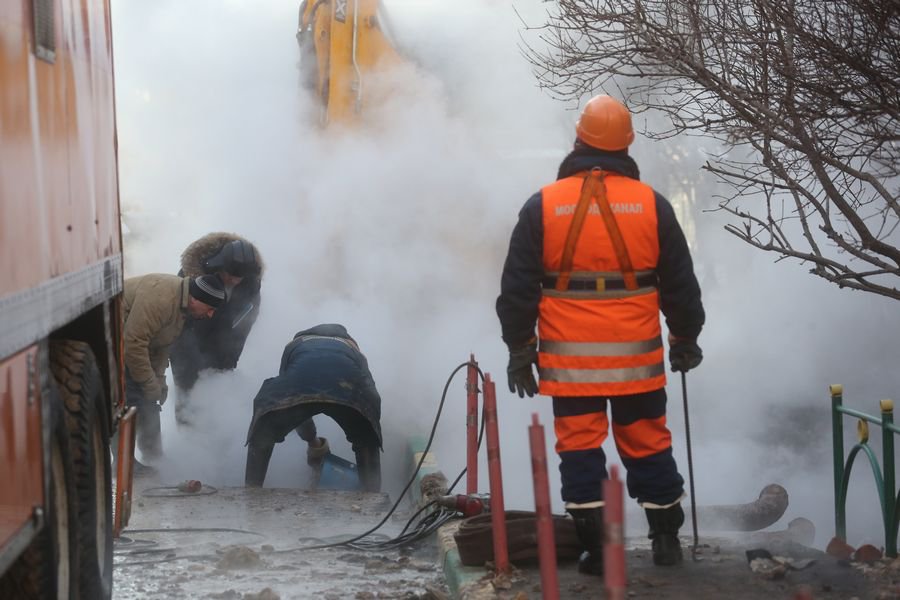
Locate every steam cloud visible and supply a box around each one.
[113,0,898,548]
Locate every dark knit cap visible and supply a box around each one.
[189,274,226,308]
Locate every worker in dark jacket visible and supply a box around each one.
[244,324,382,492]
[496,95,705,574]
[170,232,263,425]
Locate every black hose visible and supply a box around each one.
[271,360,484,552]
[115,360,487,566]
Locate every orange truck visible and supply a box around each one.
[0,1,133,599]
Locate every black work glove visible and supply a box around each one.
[669,339,703,372]
[507,340,538,398]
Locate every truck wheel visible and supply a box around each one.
[0,390,78,599]
[50,340,113,600]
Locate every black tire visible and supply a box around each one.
[50,340,113,600]
[0,388,79,599]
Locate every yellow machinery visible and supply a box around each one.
[297,0,408,126]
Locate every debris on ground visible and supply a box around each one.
[825,536,855,560]
[216,546,263,570]
[419,472,449,503]
[364,558,405,573]
[746,549,816,580]
[242,588,280,600]
[177,480,203,493]
[855,544,885,562]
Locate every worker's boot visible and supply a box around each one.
[136,401,163,461]
[645,503,684,566]
[355,446,382,492]
[245,443,275,487]
[567,507,604,576]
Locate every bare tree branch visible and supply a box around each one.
[523,0,900,300]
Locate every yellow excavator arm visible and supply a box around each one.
[297,0,408,127]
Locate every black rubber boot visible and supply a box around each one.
[132,457,158,478]
[354,445,382,492]
[567,507,604,576]
[136,400,163,460]
[244,443,275,487]
[645,504,685,566]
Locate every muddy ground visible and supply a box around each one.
[460,533,895,599]
[113,479,897,599]
[113,481,449,599]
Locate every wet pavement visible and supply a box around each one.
[113,481,449,599]
[437,520,888,599]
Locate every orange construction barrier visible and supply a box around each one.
[113,406,138,537]
[529,413,559,599]
[466,355,479,495]
[603,465,626,599]
[484,374,510,574]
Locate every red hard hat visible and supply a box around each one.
[575,95,635,151]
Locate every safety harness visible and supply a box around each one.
[555,168,642,294]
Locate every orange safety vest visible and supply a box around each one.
[538,169,665,396]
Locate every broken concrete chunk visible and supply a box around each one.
[855,544,884,563]
[216,546,262,570]
[242,588,280,600]
[749,558,788,579]
[826,537,855,560]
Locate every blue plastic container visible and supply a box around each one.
[317,453,361,491]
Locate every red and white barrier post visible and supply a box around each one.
[466,354,479,495]
[529,413,559,599]
[484,374,510,574]
[603,465,626,599]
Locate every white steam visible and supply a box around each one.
[112,0,898,550]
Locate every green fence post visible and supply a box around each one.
[832,384,846,540]
[882,399,896,557]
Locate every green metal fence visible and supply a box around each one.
[832,384,899,556]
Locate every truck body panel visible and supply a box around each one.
[0,0,120,302]
[0,0,124,581]
[0,347,43,573]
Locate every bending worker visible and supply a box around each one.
[244,324,382,492]
[170,232,263,424]
[123,273,226,470]
[496,95,705,574]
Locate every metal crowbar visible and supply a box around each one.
[681,371,702,562]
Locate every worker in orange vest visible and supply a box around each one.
[496,95,705,574]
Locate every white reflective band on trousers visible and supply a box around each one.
[566,500,606,509]
[641,493,687,510]
[540,336,663,357]
[540,363,665,384]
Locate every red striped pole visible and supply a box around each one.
[529,413,559,599]
[603,465,626,599]
[466,354,479,495]
[484,374,510,574]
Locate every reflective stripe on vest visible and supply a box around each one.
[540,336,662,357]
[540,362,665,384]
[539,172,665,396]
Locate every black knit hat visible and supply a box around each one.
[189,274,226,308]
